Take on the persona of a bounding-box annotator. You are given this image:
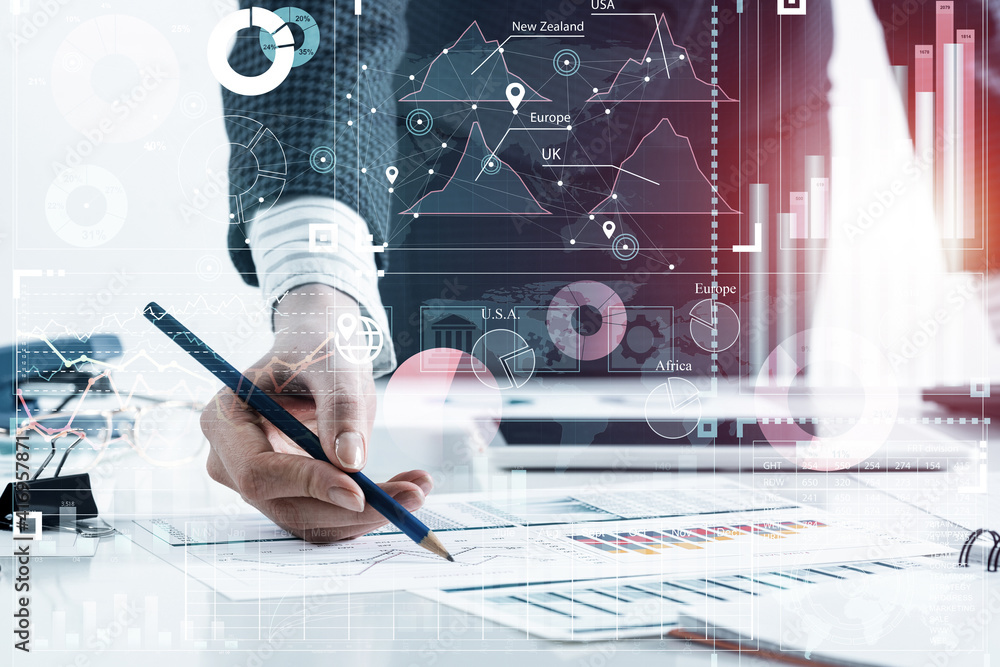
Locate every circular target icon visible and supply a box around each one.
[196,255,223,282]
[612,233,639,261]
[481,154,502,175]
[406,108,434,136]
[181,92,207,119]
[45,166,127,248]
[553,49,581,76]
[60,50,82,73]
[259,6,321,67]
[309,146,336,173]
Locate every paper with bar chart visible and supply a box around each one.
[416,557,948,642]
[130,482,949,600]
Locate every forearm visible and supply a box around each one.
[250,196,395,375]
[223,0,408,286]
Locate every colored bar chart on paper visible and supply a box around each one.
[134,484,948,600]
[571,520,830,555]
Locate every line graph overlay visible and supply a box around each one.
[403,122,551,216]
[588,14,736,103]
[589,118,739,216]
[400,22,551,103]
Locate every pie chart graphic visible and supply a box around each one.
[689,299,739,352]
[45,166,127,247]
[471,329,535,390]
[644,377,701,439]
[381,348,502,464]
[258,6,321,67]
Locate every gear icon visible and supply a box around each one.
[619,313,668,364]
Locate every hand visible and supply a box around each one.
[200,285,432,542]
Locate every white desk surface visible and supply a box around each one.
[3,420,998,666]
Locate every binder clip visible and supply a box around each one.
[1,434,115,538]
[958,528,1000,572]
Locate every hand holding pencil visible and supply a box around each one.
[146,288,451,559]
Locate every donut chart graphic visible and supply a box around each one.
[381,348,503,462]
[259,6,321,67]
[208,8,295,96]
[546,281,627,361]
[51,15,180,143]
[754,330,899,471]
[178,115,287,226]
[45,166,128,248]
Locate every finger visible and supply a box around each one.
[205,447,234,490]
[385,470,434,497]
[260,483,428,543]
[348,479,427,524]
[306,372,375,473]
[201,389,365,510]
[259,497,366,540]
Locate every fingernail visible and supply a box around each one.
[328,487,365,512]
[414,475,434,496]
[397,489,424,511]
[335,432,366,469]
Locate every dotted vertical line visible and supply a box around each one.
[709,3,720,382]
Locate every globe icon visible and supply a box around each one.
[335,314,385,365]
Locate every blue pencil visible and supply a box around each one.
[143,302,453,561]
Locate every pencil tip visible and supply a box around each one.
[419,531,455,562]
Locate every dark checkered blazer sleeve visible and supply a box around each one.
[222,0,408,285]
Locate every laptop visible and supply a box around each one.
[482,379,974,473]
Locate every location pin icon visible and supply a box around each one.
[506,82,524,112]
[602,220,616,239]
[337,313,357,342]
[385,166,398,185]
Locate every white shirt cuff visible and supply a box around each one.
[247,196,396,377]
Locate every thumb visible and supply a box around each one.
[310,369,374,473]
